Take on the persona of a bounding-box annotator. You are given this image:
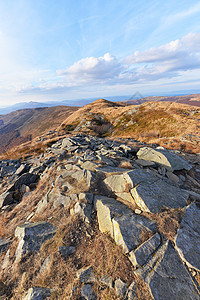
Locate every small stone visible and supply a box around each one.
[15,164,28,176]
[191,270,197,277]
[0,239,10,254]
[23,287,51,300]
[135,209,142,214]
[100,275,113,288]
[2,249,10,269]
[115,278,128,297]
[39,255,52,274]
[81,284,97,300]
[0,192,14,208]
[58,246,76,257]
[77,266,97,283]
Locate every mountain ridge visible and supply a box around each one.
[1,93,200,115]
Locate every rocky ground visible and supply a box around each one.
[0,134,200,299]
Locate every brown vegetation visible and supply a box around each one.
[0,106,78,154]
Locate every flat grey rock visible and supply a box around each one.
[113,214,156,253]
[137,147,192,171]
[15,222,57,261]
[129,233,161,267]
[135,241,200,300]
[175,203,200,272]
[77,266,97,283]
[131,178,189,213]
[81,284,97,300]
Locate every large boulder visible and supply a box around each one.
[137,147,192,171]
[94,195,132,238]
[113,214,156,253]
[175,203,200,272]
[104,169,189,213]
[94,195,156,253]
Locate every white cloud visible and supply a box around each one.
[18,32,200,95]
[125,33,200,65]
[57,53,123,82]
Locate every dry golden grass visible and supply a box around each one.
[147,208,184,241]
[1,211,136,299]
[135,275,153,300]
[0,214,8,238]
[57,100,200,154]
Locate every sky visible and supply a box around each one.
[0,0,200,106]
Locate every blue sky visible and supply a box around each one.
[0,0,200,106]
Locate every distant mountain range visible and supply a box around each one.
[1,93,200,115]
[0,96,131,115]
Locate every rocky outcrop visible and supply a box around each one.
[0,134,199,299]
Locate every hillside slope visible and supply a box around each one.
[0,106,78,153]
[58,99,200,153]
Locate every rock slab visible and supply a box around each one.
[137,147,192,171]
[175,203,200,272]
[135,241,200,300]
[15,222,57,261]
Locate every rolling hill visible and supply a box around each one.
[0,97,200,158]
[0,106,78,153]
